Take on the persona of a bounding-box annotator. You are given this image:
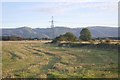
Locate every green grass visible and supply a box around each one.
[2,41,118,78]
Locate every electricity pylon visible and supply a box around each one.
[50,16,55,39]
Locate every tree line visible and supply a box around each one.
[0,36,23,41]
[52,28,92,43]
[0,36,50,41]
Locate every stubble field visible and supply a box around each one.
[2,41,118,78]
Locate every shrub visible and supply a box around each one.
[52,32,77,43]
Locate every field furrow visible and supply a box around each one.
[2,41,118,78]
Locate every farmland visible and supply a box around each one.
[2,41,118,78]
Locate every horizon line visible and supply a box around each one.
[1,26,119,29]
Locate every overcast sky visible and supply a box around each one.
[1,0,119,28]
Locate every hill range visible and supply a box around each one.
[1,26,118,39]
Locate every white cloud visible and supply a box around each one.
[78,2,118,12]
[28,2,118,16]
[28,3,74,15]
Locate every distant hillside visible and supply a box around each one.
[1,26,118,39]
